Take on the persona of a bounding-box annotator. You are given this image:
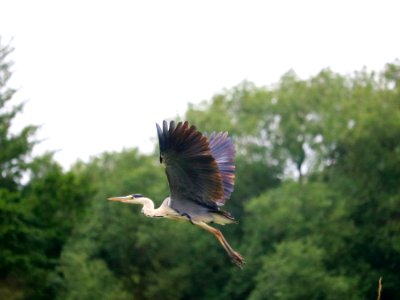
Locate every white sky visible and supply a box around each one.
[1,0,399,169]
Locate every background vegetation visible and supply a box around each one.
[1,39,399,300]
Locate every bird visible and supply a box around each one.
[108,120,245,268]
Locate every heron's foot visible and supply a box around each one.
[230,251,245,269]
[180,213,194,225]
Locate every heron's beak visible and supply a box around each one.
[107,195,133,203]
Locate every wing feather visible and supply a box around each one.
[208,132,236,206]
[156,120,226,209]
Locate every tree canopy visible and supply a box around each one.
[1,37,399,299]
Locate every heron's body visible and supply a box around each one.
[108,120,245,267]
[138,196,236,225]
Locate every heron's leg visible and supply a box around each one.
[194,221,245,268]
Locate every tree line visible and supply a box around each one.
[1,39,399,299]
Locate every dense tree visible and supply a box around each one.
[0,39,91,300]
[0,39,38,300]
[323,63,400,299]
[249,240,359,300]
[0,40,37,191]
[186,63,400,299]
[1,35,399,299]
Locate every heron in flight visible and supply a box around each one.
[108,120,244,267]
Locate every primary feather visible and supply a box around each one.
[208,132,236,205]
[156,120,236,210]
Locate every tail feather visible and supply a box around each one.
[210,209,238,225]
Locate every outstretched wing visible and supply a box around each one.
[156,120,225,209]
[208,132,235,206]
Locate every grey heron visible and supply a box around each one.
[108,120,244,268]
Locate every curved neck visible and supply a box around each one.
[123,197,168,218]
[136,197,155,215]
[129,197,162,217]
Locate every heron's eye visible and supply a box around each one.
[133,194,143,198]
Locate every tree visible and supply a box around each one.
[249,240,359,300]
[323,62,400,299]
[0,39,37,191]
[2,34,399,299]
[0,38,38,300]
[0,39,91,300]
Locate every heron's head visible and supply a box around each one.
[107,193,145,204]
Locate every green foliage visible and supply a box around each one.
[0,38,94,297]
[249,240,358,300]
[323,63,400,299]
[0,189,38,274]
[222,181,355,299]
[0,39,38,299]
[0,154,93,300]
[186,62,400,299]
[1,35,399,299]
[0,40,37,191]
[56,251,131,300]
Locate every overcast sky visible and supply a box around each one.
[1,0,399,169]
